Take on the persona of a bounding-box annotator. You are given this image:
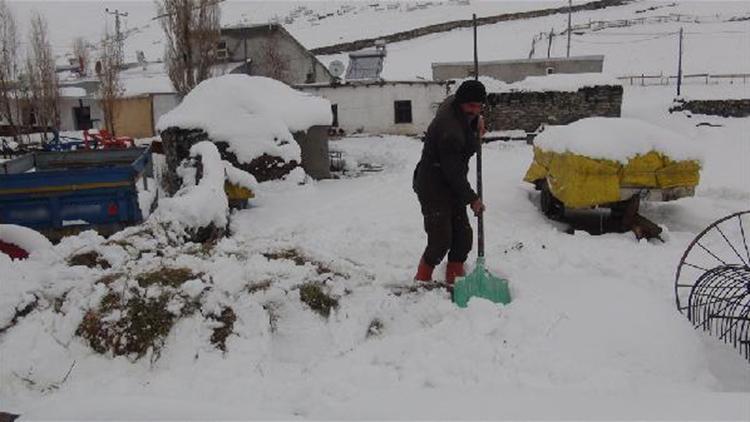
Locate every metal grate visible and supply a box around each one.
[675,210,750,361]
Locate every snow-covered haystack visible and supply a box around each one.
[157,75,332,189]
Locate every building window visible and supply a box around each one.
[546,67,556,75]
[216,40,228,60]
[331,104,339,127]
[74,106,93,130]
[394,100,412,124]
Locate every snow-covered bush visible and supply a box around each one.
[151,141,257,242]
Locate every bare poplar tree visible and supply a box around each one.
[261,35,290,83]
[25,11,58,141]
[0,0,19,141]
[72,36,89,76]
[157,0,220,98]
[98,28,124,135]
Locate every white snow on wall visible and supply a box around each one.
[157,75,331,163]
[534,117,703,163]
[452,73,621,94]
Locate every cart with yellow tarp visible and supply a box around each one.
[523,118,702,239]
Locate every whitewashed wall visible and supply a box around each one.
[58,97,103,132]
[298,82,449,136]
[152,93,180,129]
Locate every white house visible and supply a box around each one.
[296,80,451,136]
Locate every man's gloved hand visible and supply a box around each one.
[470,198,486,216]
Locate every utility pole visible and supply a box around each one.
[105,8,128,63]
[676,27,684,97]
[547,27,554,58]
[567,0,572,57]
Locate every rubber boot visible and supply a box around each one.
[415,258,434,282]
[445,261,466,284]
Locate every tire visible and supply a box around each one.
[540,180,564,219]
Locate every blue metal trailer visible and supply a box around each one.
[0,147,152,240]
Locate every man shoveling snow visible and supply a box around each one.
[412,80,487,284]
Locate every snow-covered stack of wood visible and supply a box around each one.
[157,75,333,194]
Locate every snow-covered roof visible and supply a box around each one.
[534,117,702,164]
[156,75,332,163]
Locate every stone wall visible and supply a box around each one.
[669,99,750,118]
[485,85,623,132]
[310,0,630,55]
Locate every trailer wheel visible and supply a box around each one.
[540,180,564,220]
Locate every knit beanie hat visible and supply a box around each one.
[455,80,487,104]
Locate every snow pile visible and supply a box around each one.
[223,160,259,192]
[451,73,620,95]
[153,142,230,230]
[534,117,703,163]
[157,75,332,163]
[0,224,53,255]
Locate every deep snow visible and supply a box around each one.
[1,83,749,419]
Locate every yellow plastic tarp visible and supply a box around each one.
[523,147,701,208]
[224,181,255,201]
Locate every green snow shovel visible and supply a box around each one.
[452,14,511,308]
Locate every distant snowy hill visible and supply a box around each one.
[8,0,562,65]
[8,1,748,82]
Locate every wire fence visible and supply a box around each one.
[617,72,750,86]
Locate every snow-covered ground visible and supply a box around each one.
[1,83,748,419]
[1,0,749,419]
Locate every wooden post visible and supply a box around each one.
[547,27,554,58]
[566,0,572,58]
[677,27,684,96]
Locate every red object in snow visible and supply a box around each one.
[83,129,135,150]
[0,240,30,260]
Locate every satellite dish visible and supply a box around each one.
[329,60,345,78]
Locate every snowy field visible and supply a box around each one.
[320,1,750,79]
[1,82,749,419]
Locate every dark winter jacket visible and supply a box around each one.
[413,95,479,207]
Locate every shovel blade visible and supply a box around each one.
[452,259,511,307]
